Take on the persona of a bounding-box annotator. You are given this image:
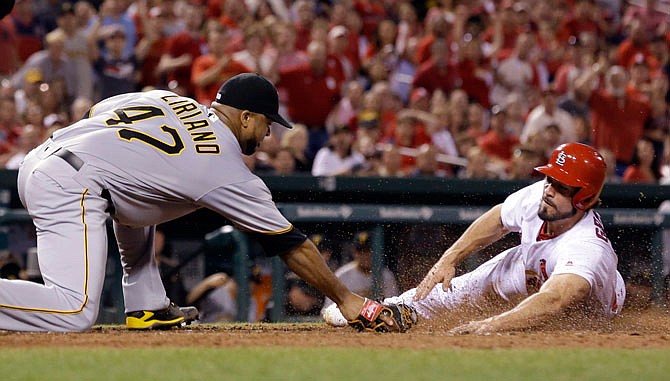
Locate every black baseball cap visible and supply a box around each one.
[215,73,293,129]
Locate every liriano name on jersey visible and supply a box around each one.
[161,94,221,155]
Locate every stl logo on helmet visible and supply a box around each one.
[555,151,567,166]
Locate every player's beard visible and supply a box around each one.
[241,138,259,156]
[537,199,577,221]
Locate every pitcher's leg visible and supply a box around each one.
[0,172,108,331]
[114,223,169,312]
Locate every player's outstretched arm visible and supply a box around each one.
[283,239,416,332]
[450,273,591,334]
[414,204,508,300]
[280,239,365,320]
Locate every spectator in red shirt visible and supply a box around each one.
[191,23,251,105]
[536,20,566,79]
[415,13,453,65]
[135,6,170,89]
[557,0,602,44]
[328,2,362,73]
[156,2,206,98]
[291,0,316,51]
[575,64,652,175]
[622,137,660,184]
[327,25,355,82]
[622,0,668,36]
[455,34,492,108]
[342,8,369,69]
[382,109,431,171]
[0,16,19,77]
[217,0,247,52]
[617,18,659,72]
[9,0,45,64]
[412,39,458,97]
[354,0,388,40]
[276,39,342,159]
[480,4,522,60]
[477,105,520,163]
[405,103,458,160]
[264,21,309,82]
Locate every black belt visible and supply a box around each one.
[54,148,84,171]
[51,147,115,214]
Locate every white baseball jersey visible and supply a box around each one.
[499,180,624,316]
[389,181,625,320]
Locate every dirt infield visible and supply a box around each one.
[1,306,669,349]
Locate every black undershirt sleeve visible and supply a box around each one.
[247,225,308,257]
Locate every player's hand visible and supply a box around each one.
[449,318,496,335]
[413,257,457,301]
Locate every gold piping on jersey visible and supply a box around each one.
[86,104,97,118]
[0,189,90,315]
[260,224,294,235]
[236,224,294,235]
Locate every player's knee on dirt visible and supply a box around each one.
[48,298,100,332]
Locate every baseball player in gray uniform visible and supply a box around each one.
[325,143,626,333]
[1,73,413,332]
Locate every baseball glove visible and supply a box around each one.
[347,298,417,333]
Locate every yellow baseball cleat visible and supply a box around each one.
[126,302,199,330]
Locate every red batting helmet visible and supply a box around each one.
[534,143,607,210]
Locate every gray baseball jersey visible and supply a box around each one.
[1,90,302,331]
[55,90,292,231]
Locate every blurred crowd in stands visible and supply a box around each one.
[1,0,670,184]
